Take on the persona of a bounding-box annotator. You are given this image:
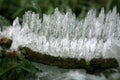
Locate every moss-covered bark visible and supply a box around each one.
[19,47,119,74]
[19,47,87,69]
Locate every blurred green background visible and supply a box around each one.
[0,0,120,24]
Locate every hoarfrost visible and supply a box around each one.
[1,7,120,61]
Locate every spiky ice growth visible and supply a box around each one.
[0,7,120,61]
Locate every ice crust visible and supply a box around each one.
[1,7,120,61]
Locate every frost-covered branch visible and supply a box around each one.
[0,7,120,62]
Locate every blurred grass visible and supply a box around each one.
[0,0,120,23]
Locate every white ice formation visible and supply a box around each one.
[0,7,120,61]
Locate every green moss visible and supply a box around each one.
[21,49,27,55]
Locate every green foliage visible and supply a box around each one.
[0,0,120,22]
[0,16,10,31]
[0,50,39,80]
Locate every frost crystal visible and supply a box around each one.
[1,7,120,61]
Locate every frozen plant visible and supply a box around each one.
[0,7,120,62]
